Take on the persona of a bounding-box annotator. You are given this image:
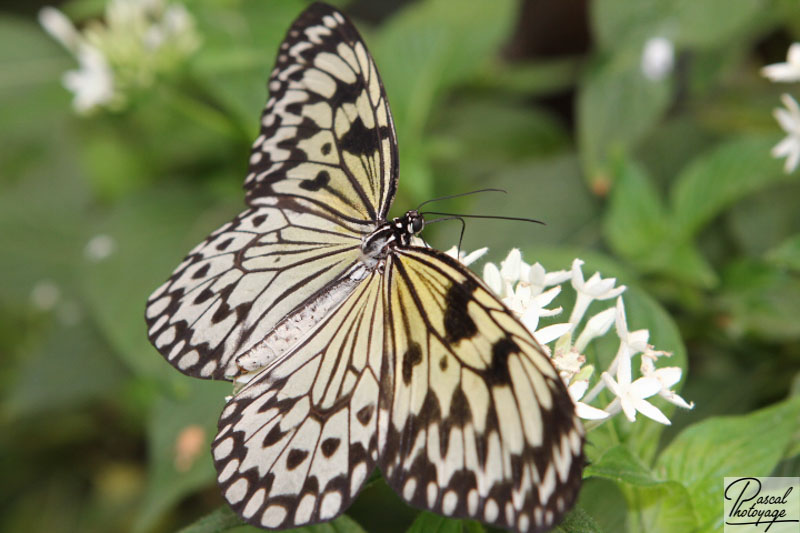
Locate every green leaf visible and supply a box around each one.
[655,396,800,531]
[584,446,660,487]
[433,97,568,163]
[624,481,696,533]
[577,51,672,183]
[667,0,768,48]
[591,0,766,51]
[718,259,800,340]
[176,506,368,533]
[176,506,244,533]
[603,157,668,262]
[553,506,604,533]
[655,241,717,288]
[405,511,482,533]
[0,15,71,128]
[670,136,788,241]
[4,320,127,419]
[767,233,800,272]
[0,150,89,306]
[464,154,602,256]
[479,57,582,98]
[372,0,515,200]
[577,478,627,533]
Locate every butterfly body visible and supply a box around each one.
[145,3,583,532]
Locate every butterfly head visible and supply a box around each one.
[399,210,425,236]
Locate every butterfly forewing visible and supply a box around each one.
[145,203,364,379]
[379,248,584,533]
[212,270,385,528]
[245,2,398,224]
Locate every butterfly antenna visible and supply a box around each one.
[416,188,507,211]
[421,211,546,226]
[424,216,467,257]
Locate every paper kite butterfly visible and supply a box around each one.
[145,3,583,532]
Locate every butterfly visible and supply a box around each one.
[145,3,583,532]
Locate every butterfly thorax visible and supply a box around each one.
[360,210,424,266]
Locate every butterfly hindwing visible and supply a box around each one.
[212,270,385,529]
[245,2,398,224]
[379,248,584,533]
[145,202,364,379]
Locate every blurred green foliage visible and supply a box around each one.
[1,0,800,532]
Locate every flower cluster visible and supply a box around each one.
[39,0,199,113]
[762,43,800,173]
[446,247,693,426]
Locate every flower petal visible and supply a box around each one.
[633,398,672,425]
[629,376,662,399]
[576,402,610,420]
[534,322,573,344]
[501,248,522,282]
[483,262,502,295]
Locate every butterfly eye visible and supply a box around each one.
[411,216,424,234]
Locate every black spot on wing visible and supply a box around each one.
[339,116,378,157]
[286,448,309,470]
[192,263,210,279]
[448,387,472,427]
[216,237,234,251]
[443,278,478,343]
[485,337,519,386]
[194,287,214,304]
[262,424,284,447]
[299,170,331,191]
[356,404,374,426]
[321,437,341,458]
[401,342,423,385]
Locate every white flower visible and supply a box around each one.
[761,43,800,83]
[39,0,199,114]
[642,365,694,410]
[39,7,115,113]
[573,307,616,353]
[38,6,81,50]
[64,44,115,113]
[31,280,61,311]
[569,380,609,420]
[641,37,674,82]
[553,348,584,376]
[443,246,487,267]
[476,250,690,424]
[569,259,625,325]
[771,93,800,173]
[528,262,570,295]
[85,234,117,262]
[601,348,671,425]
[614,297,650,356]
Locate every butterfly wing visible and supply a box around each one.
[245,2,398,223]
[146,204,369,379]
[146,3,398,380]
[212,270,385,529]
[379,247,584,533]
